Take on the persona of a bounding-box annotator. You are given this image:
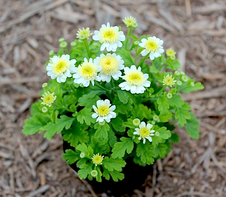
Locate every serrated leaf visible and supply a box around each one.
[159,112,172,122]
[108,129,117,147]
[103,157,126,171]
[108,170,124,182]
[117,90,130,104]
[78,91,100,107]
[42,115,75,139]
[132,104,152,120]
[175,103,191,127]
[136,143,155,164]
[155,143,170,158]
[112,137,134,158]
[22,114,49,135]
[185,113,200,139]
[123,118,136,129]
[157,96,169,115]
[78,163,93,179]
[62,149,79,165]
[62,123,89,147]
[76,143,93,158]
[111,117,125,132]
[168,95,184,107]
[180,82,204,93]
[158,127,171,139]
[103,169,111,180]
[77,108,95,125]
[94,123,110,141]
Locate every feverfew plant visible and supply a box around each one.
[23,17,204,182]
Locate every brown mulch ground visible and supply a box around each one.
[0,0,226,196]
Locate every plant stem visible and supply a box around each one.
[139,54,149,66]
[124,27,132,49]
[154,86,165,96]
[95,83,109,92]
[83,39,91,58]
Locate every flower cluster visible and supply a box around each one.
[23,16,204,183]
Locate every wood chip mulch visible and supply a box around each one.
[0,0,226,196]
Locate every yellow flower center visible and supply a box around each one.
[52,58,69,75]
[92,154,104,165]
[78,63,97,80]
[99,27,119,43]
[145,40,159,52]
[125,70,144,86]
[41,92,56,106]
[139,127,151,139]
[166,49,176,57]
[163,75,176,86]
[96,105,110,117]
[77,28,91,39]
[99,55,119,75]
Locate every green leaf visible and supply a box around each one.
[62,149,80,165]
[150,65,158,73]
[168,95,184,107]
[77,108,95,125]
[76,143,93,158]
[62,94,77,110]
[180,82,204,93]
[132,104,152,120]
[30,101,42,116]
[117,90,131,104]
[158,127,171,139]
[166,59,180,70]
[108,170,124,182]
[170,133,180,143]
[50,110,59,123]
[136,143,155,164]
[42,115,75,139]
[111,117,125,132]
[108,129,117,147]
[123,118,136,129]
[22,114,49,135]
[159,112,172,122]
[175,103,191,127]
[103,169,110,180]
[78,91,100,108]
[157,96,169,114]
[155,143,170,158]
[185,113,200,139]
[103,157,126,171]
[112,137,134,158]
[94,123,110,141]
[62,123,89,147]
[115,49,134,66]
[78,163,93,179]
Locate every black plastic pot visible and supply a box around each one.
[63,140,153,196]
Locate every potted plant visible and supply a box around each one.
[22,16,204,196]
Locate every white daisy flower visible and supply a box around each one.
[73,58,101,87]
[46,54,76,83]
[94,53,124,82]
[139,36,164,60]
[93,22,125,52]
[92,99,116,123]
[133,122,155,144]
[119,65,151,94]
